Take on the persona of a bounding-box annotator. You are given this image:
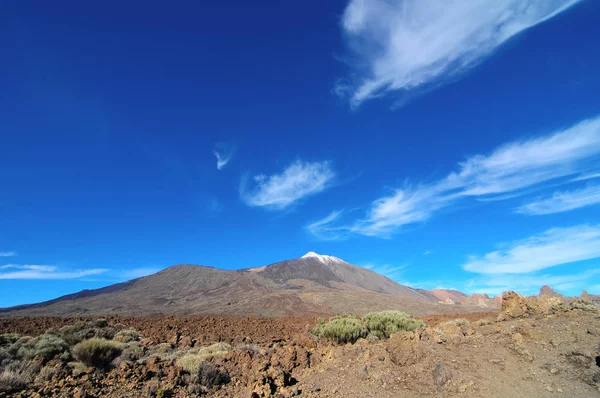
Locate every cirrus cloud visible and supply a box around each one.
[340,0,581,106]
[242,160,335,210]
[516,184,600,215]
[308,116,600,238]
[462,224,600,274]
[0,264,108,280]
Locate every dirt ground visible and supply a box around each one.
[1,306,599,397]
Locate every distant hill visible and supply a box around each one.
[1,252,491,317]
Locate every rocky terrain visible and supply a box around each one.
[1,290,599,397]
[0,253,495,318]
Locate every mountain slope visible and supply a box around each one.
[1,252,485,317]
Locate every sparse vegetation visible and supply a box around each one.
[441,318,470,327]
[474,318,495,326]
[363,311,424,338]
[17,334,69,361]
[176,342,231,374]
[193,342,232,361]
[35,365,58,383]
[312,315,367,344]
[177,354,206,374]
[313,311,424,344]
[0,333,21,345]
[114,328,140,343]
[73,338,123,368]
[570,299,598,312]
[0,370,27,393]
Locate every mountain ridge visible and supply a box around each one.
[0,253,490,317]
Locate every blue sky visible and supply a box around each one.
[2,0,600,307]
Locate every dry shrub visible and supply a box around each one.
[34,365,58,383]
[178,358,229,389]
[114,328,140,343]
[192,342,232,361]
[176,354,205,374]
[474,318,495,326]
[441,318,470,327]
[0,370,27,393]
[571,299,598,312]
[118,342,144,362]
[73,338,123,369]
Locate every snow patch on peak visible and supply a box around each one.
[301,251,345,265]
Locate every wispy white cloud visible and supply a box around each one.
[516,184,600,215]
[306,211,347,241]
[465,269,600,296]
[462,224,600,274]
[340,0,581,106]
[361,262,407,279]
[309,116,600,238]
[241,160,335,209]
[213,142,236,170]
[0,264,56,272]
[0,252,16,257]
[573,172,600,182]
[0,264,108,280]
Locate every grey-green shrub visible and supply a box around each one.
[17,334,69,361]
[113,328,140,343]
[73,338,123,368]
[312,316,366,344]
[0,333,21,346]
[51,322,88,345]
[570,299,598,312]
[0,370,27,393]
[363,311,423,339]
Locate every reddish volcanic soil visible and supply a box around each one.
[0,312,498,345]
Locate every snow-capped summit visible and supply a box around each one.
[301,251,345,265]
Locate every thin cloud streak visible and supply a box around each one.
[0,264,108,280]
[517,184,600,215]
[242,160,335,210]
[340,0,581,106]
[306,211,347,241]
[462,224,600,274]
[309,116,600,238]
[361,262,407,279]
[465,269,600,296]
[0,252,16,257]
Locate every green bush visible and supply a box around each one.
[73,338,123,368]
[17,334,69,361]
[312,316,366,344]
[363,311,423,338]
